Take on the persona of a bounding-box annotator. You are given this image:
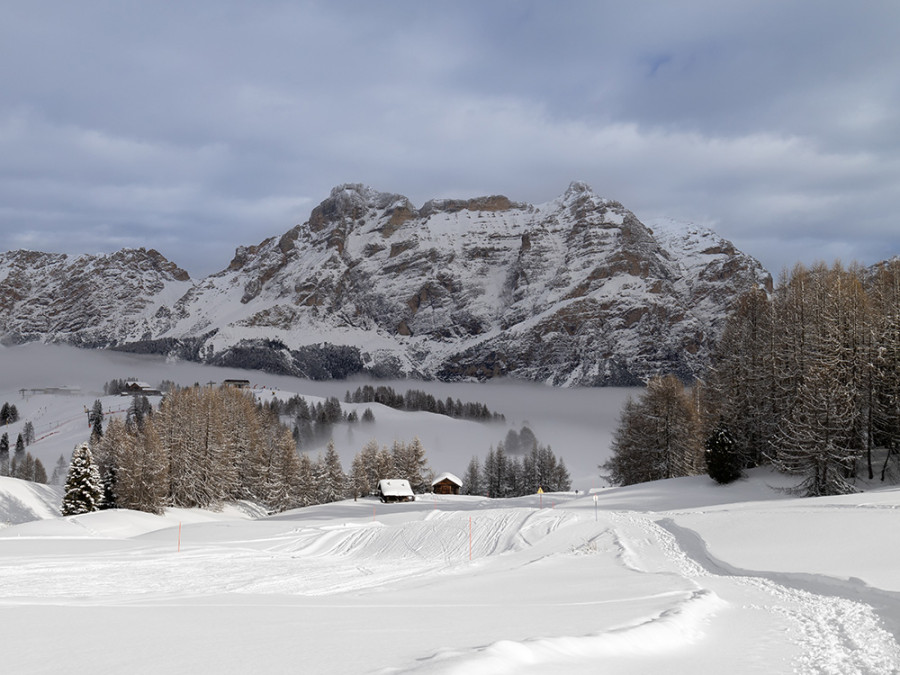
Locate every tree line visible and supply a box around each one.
[345,385,505,422]
[61,385,439,516]
[262,394,375,449]
[64,387,306,515]
[603,259,900,497]
[463,426,572,497]
[0,422,42,481]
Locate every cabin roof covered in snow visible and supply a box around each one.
[378,479,414,497]
[432,472,462,487]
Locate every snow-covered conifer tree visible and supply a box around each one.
[319,441,346,504]
[705,421,742,484]
[61,443,103,515]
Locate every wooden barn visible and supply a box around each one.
[431,472,462,495]
[377,479,415,503]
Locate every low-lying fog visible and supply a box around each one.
[0,344,636,491]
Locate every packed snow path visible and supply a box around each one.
[0,494,898,674]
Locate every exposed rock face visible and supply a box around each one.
[0,248,192,347]
[0,183,772,385]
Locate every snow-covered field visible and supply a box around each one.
[1,344,899,673]
[3,473,900,674]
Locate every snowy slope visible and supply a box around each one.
[1,344,898,673]
[1,474,898,674]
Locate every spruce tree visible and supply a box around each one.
[463,456,483,496]
[13,434,25,479]
[62,443,103,516]
[0,432,8,476]
[50,453,68,485]
[705,422,742,484]
[33,457,48,484]
[320,441,346,503]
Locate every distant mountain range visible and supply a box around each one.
[0,182,771,385]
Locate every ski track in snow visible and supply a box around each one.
[612,511,900,675]
[0,508,574,602]
[400,510,900,675]
[2,499,899,673]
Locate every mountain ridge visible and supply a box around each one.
[0,182,771,385]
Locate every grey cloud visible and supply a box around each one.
[0,1,897,277]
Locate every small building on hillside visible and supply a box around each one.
[122,381,162,396]
[223,379,251,389]
[431,472,463,495]
[378,479,415,503]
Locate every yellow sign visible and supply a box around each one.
[537,487,544,494]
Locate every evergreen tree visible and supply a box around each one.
[33,457,48,484]
[50,453,68,485]
[319,441,346,503]
[61,443,103,515]
[94,418,125,509]
[551,455,572,491]
[12,434,25,479]
[23,421,35,445]
[0,432,8,476]
[20,452,36,482]
[393,437,430,493]
[263,427,302,512]
[90,412,104,445]
[705,421,742,484]
[297,452,316,506]
[350,452,370,499]
[483,446,498,497]
[463,456,483,496]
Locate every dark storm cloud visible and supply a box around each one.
[0,1,897,277]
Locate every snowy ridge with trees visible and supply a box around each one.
[604,259,900,498]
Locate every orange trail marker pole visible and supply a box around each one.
[177,521,182,552]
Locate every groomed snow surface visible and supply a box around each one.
[2,471,899,674]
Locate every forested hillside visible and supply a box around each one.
[605,259,900,496]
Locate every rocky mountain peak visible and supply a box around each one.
[0,184,773,385]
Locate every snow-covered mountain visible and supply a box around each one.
[0,183,771,385]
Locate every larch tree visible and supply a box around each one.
[602,375,703,486]
[769,264,867,496]
[705,287,776,468]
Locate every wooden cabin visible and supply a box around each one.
[121,381,162,396]
[377,479,415,503]
[431,472,462,495]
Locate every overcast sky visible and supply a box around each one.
[1,1,897,278]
